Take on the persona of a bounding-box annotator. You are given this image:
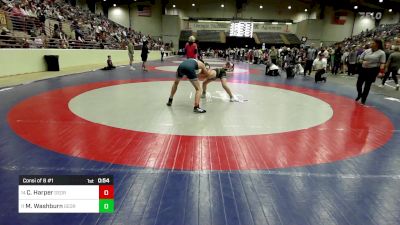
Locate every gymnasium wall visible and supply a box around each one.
[352,16,376,36]
[296,17,357,46]
[107,1,163,37]
[242,1,310,21]
[108,5,131,28]
[293,11,318,23]
[77,1,400,47]
[350,10,399,36]
[295,20,324,45]
[168,0,311,21]
[129,1,163,37]
[174,0,236,19]
[95,2,104,15]
[380,13,400,25]
[319,7,355,44]
[162,15,180,51]
[76,0,88,10]
[0,49,164,77]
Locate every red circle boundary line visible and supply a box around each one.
[7,79,394,171]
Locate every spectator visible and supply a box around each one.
[356,39,386,104]
[253,48,260,64]
[160,45,165,62]
[313,53,327,83]
[34,35,44,48]
[59,39,68,49]
[341,48,349,74]
[141,40,149,71]
[381,46,400,90]
[1,0,163,50]
[269,46,278,65]
[101,55,116,70]
[305,44,317,76]
[128,38,135,70]
[12,3,23,16]
[348,46,358,75]
[22,38,30,48]
[185,36,197,59]
[332,45,342,75]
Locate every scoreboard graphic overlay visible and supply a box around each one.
[19,175,114,213]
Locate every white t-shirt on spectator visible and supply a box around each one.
[313,58,327,70]
[318,50,329,59]
[26,9,36,17]
[20,8,29,16]
[270,64,279,71]
[341,52,349,62]
[96,26,102,33]
[34,37,43,48]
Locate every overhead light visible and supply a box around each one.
[305,9,308,12]
[113,3,116,7]
[173,4,176,8]
[103,0,106,2]
[379,0,383,2]
[354,5,358,9]
[259,5,263,9]
[286,22,292,25]
[192,3,195,6]
[221,4,224,8]
[272,22,279,25]
[288,5,291,10]
[388,9,392,12]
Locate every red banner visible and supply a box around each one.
[333,12,348,25]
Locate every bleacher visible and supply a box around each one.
[337,23,400,48]
[179,30,301,46]
[179,30,194,42]
[196,30,223,43]
[255,32,285,45]
[284,33,301,45]
[0,0,164,50]
[0,10,103,49]
[8,13,42,33]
